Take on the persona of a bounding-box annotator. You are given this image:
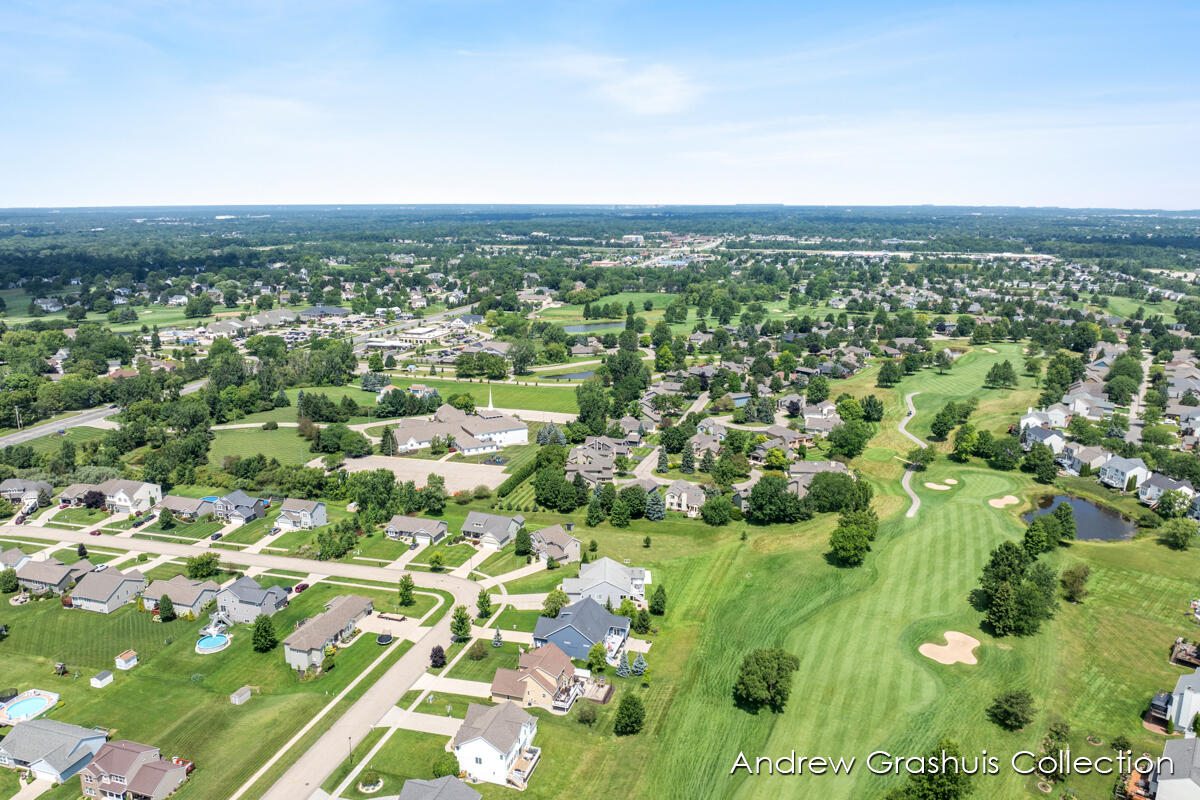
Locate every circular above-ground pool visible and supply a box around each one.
[195,633,231,654]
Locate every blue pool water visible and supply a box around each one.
[5,696,50,719]
[197,634,229,649]
[201,496,218,502]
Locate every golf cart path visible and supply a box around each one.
[898,392,922,519]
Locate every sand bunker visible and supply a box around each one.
[988,494,1020,508]
[924,482,952,490]
[919,631,980,665]
[982,347,998,353]
[943,479,958,485]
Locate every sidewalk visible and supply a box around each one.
[449,546,494,579]
[412,673,492,697]
[475,560,545,589]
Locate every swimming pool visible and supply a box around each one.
[195,633,231,654]
[201,496,218,502]
[0,690,59,725]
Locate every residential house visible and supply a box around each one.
[275,499,327,532]
[1019,405,1071,431]
[215,576,288,624]
[452,702,539,788]
[70,568,146,614]
[384,515,448,545]
[561,557,649,606]
[1153,738,1200,800]
[396,776,481,800]
[142,575,219,617]
[564,448,614,487]
[0,719,107,783]
[17,558,93,595]
[1138,474,1195,507]
[532,597,630,663]
[283,594,373,671]
[461,511,524,548]
[664,480,705,518]
[529,525,580,565]
[212,490,265,524]
[0,547,30,572]
[155,495,214,521]
[1021,426,1066,455]
[1098,455,1151,491]
[79,740,189,800]
[1056,443,1111,476]
[0,479,52,505]
[96,480,162,514]
[490,643,579,712]
[391,406,528,455]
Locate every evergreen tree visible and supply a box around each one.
[586,498,605,527]
[492,628,503,647]
[985,581,1019,636]
[158,594,177,622]
[252,614,278,652]
[76,543,88,559]
[610,499,631,528]
[1052,502,1076,541]
[649,583,667,615]
[378,425,397,456]
[631,653,648,675]
[680,448,695,474]
[613,693,646,736]
[398,574,415,606]
[514,529,533,556]
[644,490,665,521]
[634,608,651,634]
[656,448,669,473]
[430,645,446,668]
[616,651,631,678]
[699,449,715,473]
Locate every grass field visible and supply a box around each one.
[445,640,522,682]
[386,377,579,413]
[489,606,544,632]
[208,427,315,467]
[230,386,383,426]
[25,425,109,455]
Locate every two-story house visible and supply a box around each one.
[452,702,540,788]
[275,499,327,532]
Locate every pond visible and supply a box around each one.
[563,321,626,334]
[543,370,595,381]
[1022,495,1137,542]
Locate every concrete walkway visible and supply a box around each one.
[502,592,551,610]
[472,624,533,644]
[8,777,53,800]
[475,561,545,589]
[449,546,494,578]
[376,707,463,736]
[897,392,923,519]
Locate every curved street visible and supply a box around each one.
[897,391,923,518]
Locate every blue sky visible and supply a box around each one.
[2,0,1198,208]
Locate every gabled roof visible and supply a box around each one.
[0,719,103,773]
[385,515,447,534]
[221,576,286,607]
[397,776,481,800]
[533,597,630,644]
[72,568,144,602]
[462,511,524,538]
[453,701,534,753]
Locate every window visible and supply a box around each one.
[475,757,482,765]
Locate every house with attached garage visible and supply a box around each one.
[1056,443,1111,476]
[384,515,447,545]
[396,776,481,800]
[97,479,162,514]
[78,739,189,800]
[142,575,219,617]
[17,558,93,595]
[1153,737,1200,800]
[461,511,524,548]
[212,490,265,524]
[215,576,288,624]
[1098,455,1151,491]
[490,643,580,712]
[0,479,52,505]
[533,597,630,664]
[562,557,649,606]
[1021,425,1066,455]
[529,524,580,565]
[0,547,30,572]
[283,594,373,672]
[452,702,540,789]
[155,494,214,521]
[70,568,146,614]
[0,719,107,783]
[275,498,327,532]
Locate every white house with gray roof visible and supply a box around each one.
[1155,737,1200,800]
[70,568,146,614]
[96,479,161,514]
[0,719,107,783]
[143,575,219,617]
[275,498,327,532]
[561,556,649,606]
[215,576,288,624]
[384,515,447,545]
[1098,455,1151,491]
[397,776,481,800]
[461,511,524,548]
[452,702,539,788]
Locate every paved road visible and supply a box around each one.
[0,378,207,449]
[897,392,923,519]
[1125,350,1155,445]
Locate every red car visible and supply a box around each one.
[89,530,102,536]
[294,583,309,593]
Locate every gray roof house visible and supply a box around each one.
[461,511,525,548]
[0,546,31,572]
[156,495,214,520]
[1154,737,1200,799]
[143,574,219,617]
[561,557,649,606]
[17,558,93,595]
[283,594,373,672]
[70,568,146,614]
[212,490,265,524]
[0,479,52,504]
[529,524,580,564]
[276,498,327,532]
[215,576,288,624]
[1098,455,1151,491]
[384,515,448,545]
[533,597,630,663]
[0,719,107,783]
[397,776,481,800]
[451,702,539,788]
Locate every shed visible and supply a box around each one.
[230,686,252,706]
[90,671,113,689]
[115,650,138,670]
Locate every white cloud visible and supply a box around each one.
[541,52,701,115]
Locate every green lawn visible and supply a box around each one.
[25,425,109,456]
[231,385,383,426]
[446,640,522,682]
[209,427,315,467]
[410,691,495,720]
[54,506,111,526]
[336,729,454,800]
[476,543,529,576]
[386,378,579,414]
[489,607,544,633]
[142,516,224,540]
[410,542,476,569]
[500,568,565,595]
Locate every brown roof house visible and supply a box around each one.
[528,525,580,565]
[490,643,580,712]
[283,595,373,672]
[79,740,188,800]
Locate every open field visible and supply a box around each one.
[24,425,109,455]
[386,378,579,413]
[208,427,315,467]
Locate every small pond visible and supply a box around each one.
[1022,495,1137,542]
[543,370,595,381]
[563,321,626,334]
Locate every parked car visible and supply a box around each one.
[295,583,309,593]
[89,530,102,536]
[58,503,68,509]
[210,532,222,541]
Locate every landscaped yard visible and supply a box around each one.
[445,640,522,682]
[409,542,476,569]
[409,691,494,720]
[499,568,565,595]
[489,607,544,633]
[476,543,529,576]
[53,506,111,526]
[141,516,224,540]
[25,425,109,456]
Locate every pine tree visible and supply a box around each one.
[379,425,397,456]
[492,628,503,647]
[634,608,651,634]
[649,583,667,615]
[680,448,695,474]
[610,499,631,528]
[398,574,415,606]
[450,605,472,641]
[644,490,665,521]
[586,498,605,527]
[631,653,647,675]
[699,449,715,473]
[616,651,631,678]
[252,614,278,652]
[656,449,668,473]
[158,594,176,622]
